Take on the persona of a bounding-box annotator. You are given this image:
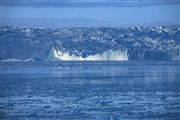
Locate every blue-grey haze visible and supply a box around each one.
[0,0,179,27]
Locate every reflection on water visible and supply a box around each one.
[0,61,180,120]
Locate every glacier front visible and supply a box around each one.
[0,26,180,61]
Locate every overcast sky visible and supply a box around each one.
[0,0,180,27]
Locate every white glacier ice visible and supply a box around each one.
[49,47,128,61]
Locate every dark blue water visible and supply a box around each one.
[0,61,180,120]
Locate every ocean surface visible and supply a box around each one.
[0,61,180,120]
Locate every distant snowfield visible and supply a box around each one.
[50,47,128,61]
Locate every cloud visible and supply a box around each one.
[1,0,180,7]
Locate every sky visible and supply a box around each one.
[0,0,180,27]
